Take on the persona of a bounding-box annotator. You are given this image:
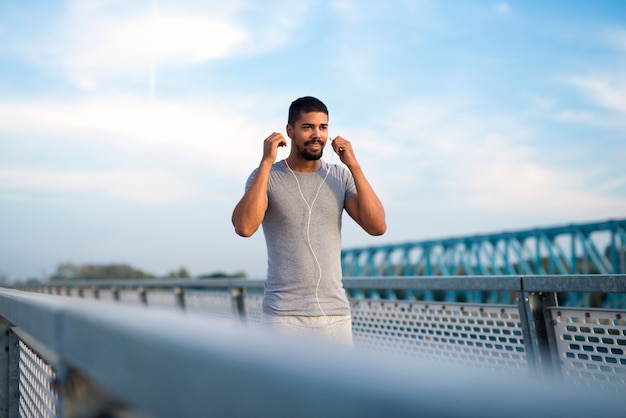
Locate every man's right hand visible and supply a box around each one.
[262,132,287,164]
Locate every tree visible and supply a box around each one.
[166,267,191,279]
[50,262,81,281]
[49,262,155,281]
[197,271,247,279]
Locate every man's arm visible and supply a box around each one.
[231,132,286,237]
[332,136,386,236]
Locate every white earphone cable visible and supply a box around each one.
[283,145,334,317]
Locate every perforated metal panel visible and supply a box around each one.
[118,290,142,304]
[186,290,234,319]
[18,340,59,418]
[551,307,626,392]
[350,299,528,375]
[244,293,264,323]
[96,289,116,300]
[80,288,97,299]
[146,290,178,307]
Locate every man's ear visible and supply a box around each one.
[286,123,293,139]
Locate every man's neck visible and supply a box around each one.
[285,155,322,172]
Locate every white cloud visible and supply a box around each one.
[330,0,372,25]
[554,109,598,124]
[493,3,511,15]
[566,74,626,114]
[0,167,202,205]
[377,98,626,219]
[19,0,311,90]
[455,157,626,219]
[0,94,274,177]
[597,175,626,194]
[0,91,293,206]
[602,28,626,53]
[522,92,555,112]
[49,8,247,89]
[234,1,312,55]
[563,28,626,118]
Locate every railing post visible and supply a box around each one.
[0,317,9,416]
[0,318,20,418]
[112,286,120,302]
[230,287,246,322]
[138,287,148,305]
[174,287,186,310]
[518,289,560,380]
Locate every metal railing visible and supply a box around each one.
[3,274,626,417]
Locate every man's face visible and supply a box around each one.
[287,111,329,161]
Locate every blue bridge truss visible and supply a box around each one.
[341,219,626,277]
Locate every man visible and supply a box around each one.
[232,96,386,344]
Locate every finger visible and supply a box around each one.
[275,134,287,147]
[268,133,286,147]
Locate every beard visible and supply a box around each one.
[296,139,324,161]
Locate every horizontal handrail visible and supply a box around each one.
[521,274,626,292]
[26,274,626,293]
[1,288,625,418]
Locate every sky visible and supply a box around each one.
[1,0,625,281]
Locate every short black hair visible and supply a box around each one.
[288,96,328,125]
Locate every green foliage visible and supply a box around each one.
[46,263,247,281]
[197,271,247,279]
[166,267,191,279]
[49,262,155,281]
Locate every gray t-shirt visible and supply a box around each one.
[246,160,356,316]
